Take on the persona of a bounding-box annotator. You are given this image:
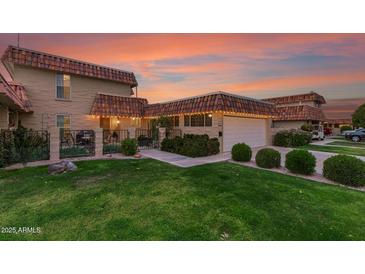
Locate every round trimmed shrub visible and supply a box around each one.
[255,148,281,169]
[323,155,365,186]
[285,149,316,175]
[121,138,138,156]
[231,143,252,162]
[273,129,311,147]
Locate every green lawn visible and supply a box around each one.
[301,144,365,157]
[1,159,365,240]
[327,141,365,148]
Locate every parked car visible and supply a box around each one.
[345,128,365,142]
[342,127,362,136]
[312,125,325,140]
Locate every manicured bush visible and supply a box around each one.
[340,125,352,133]
[323,155,365,186]
[60,146,89,158]
[161,134,220,157]
[255,148,281,169]
[207,138,220,155]
[285,149,316,175]
[231,143,252,162]
[103,143,121,154]
[121,138,138,156]
[273,129,311,147]
[0,140,4,168]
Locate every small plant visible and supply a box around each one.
[121,138,138,156]
[231,143,252,162]
[255,148,281,169]
[285,149,316,175]
[60,146,89,158]
[340,125,352,133]
[161,138,175,152]
[323,155,365,186]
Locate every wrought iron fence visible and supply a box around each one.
[59,129,95,159]
[136,128,159,149]
[167,128,182,139]
[103,129,129,154]
[0,129,50,167]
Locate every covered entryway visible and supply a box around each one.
[223,116,267,152]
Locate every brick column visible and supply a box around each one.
[128,127,136,139]
[159,127,166,147]
[49,126,60,161]
[95,128,103,157]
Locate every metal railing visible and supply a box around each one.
[60,129,95,159]
[136,128,159,149]
[102,129,129,154]
[0,129,50,166]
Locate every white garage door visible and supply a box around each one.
[223,116,266,152]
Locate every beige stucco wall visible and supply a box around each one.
[0,104,9,129]
[14,65,134,130]
[272,120,307,129]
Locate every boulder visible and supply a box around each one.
[48,160,77,174]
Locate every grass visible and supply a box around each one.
[327,141,365,148]
[300,144,365,157]
[1,159,365,240]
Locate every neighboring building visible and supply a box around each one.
[263,92,327,129]
[324,118,353,135]
[0,46,276,152]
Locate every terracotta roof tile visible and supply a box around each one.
[325,118,352,124]
[1,46,138,87]
[264,92,326,105]
[90,93,147,117]
[144,92,275,117]
[274,105,326,121]
[0,73,31,112]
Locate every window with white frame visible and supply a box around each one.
[56,114,71,128]
[56,74,71,100]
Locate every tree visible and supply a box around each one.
[352,103,365,128]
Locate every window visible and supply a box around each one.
[205,114,212,127]
[56,74,71,99]
[191,114,205,127]
[184,115,190,126]
[131,117,141,127]
[56,114,71,128]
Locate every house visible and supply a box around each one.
[323,118,353,135]
[263,92,326,129]
[0,46,276,155]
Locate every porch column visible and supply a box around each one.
[128,127,136,139]
[49,126,60,161]
[159,127,166,146]
[95,128,103,157]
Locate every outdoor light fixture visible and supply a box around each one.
[117,119,120,124]
[208,114,213,117]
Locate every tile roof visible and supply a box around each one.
[90,93,148,117]
[274,105,326,121]
[144,92,275,117]
[1,46,138,87]
[0,73,32,112]
[263,91,326,105]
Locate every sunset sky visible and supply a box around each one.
[1,33,364,119]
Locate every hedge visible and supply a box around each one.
[161,134,220,157]
[231,143,252,162]
[273,129,312,147]
[285,149,316,175]
[255,148,281,168]
[323,155,365,186]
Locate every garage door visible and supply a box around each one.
[223,116,266,152]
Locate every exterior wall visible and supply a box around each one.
[272,120,307,129]
[0,104,9,129]
[14,65,133,130]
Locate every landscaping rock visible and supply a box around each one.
[48,160,77,174]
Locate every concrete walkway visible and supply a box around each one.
[139,149,231,168]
